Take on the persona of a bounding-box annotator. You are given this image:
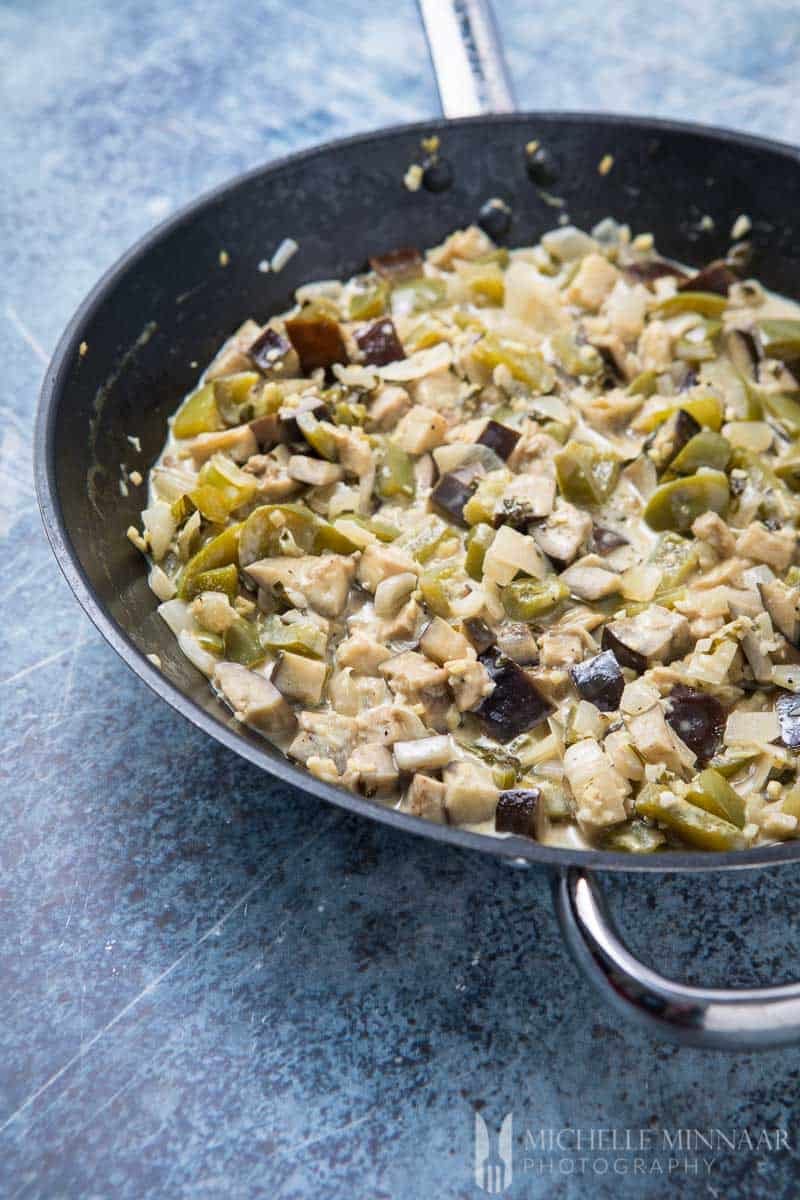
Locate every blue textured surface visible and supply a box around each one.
[3,1,800,1197]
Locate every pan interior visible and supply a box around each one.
[37,113,800,872]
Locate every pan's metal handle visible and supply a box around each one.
[554,868,800,1049]
[417,0,516,118]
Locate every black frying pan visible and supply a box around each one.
[35,0,800,1047]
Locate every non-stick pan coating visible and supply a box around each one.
[35,113,800,872]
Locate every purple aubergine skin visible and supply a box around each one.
[36,113,800,873]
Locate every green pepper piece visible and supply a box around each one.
[668,431,731,474]
[627,369,659,397]
[196,631,224,655]
[465,523,495,581]
[333,401,368,427]
[470,333,555,390]
[775,459,800,492]
[554,440,620,506]
[348,277,389,321]
[760,392,800,437]
[757,318,800,363]
[295,410,339,461]
[397,517,450,565]
[390,278,447,316]
[685,768,746,829]
[549,331,603,377]
[402,316,447,353]
[178,524,242,599]
[420,563,462,618]
[541,420,571,445]
[636,787,745,851]
[781,787,800,821]
[649,532,699,593]
[492,763,518,790]
[375,440,415,500]
[475,248,511,267]
[192,563,239,599]
[171,494,197,527]
[675,336,717,364]
[643,469,729,533]
[636,391,724,433]
[314,520,360,555]
[655,292,728,318]
[462,470,512,526]
[223,617,265,667]
[190,456,258,523]
[729,448,794,524]
[452,732,521,784]
[708,751,757,779]
[603,819,666,854]
[173,383,222,438]
[213,372,262,425]
[502,576,568,620]
[239,503,317,564]
[260,615,327,659]
[458,261,505,305]
[238,502,357,564]
[368,514,401,542]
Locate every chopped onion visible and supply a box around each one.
[157,598,197,638]
[177,630,218,677]
[151,465,196,503]
[378,343,452,382]
[148,564,176,602]
[394,735,453,772]
[723,421,773,453]
[433,442,504,475]
[333,517,376,548]
[483,526,546,585]
[270,237,298,272]
[141,500,176,561]
[333,363,378,389]
[724,710,781,747]
[620,563,662,603]
[572,699,604,738]
[541,225,597,262]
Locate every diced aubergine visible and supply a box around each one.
[368,247,424,282]
[602,606,689,671]
[429,471,477,526]
[248,413,284,450]
[623,259,688,289]
[463,617,496,655]
[590,524,629,555]
[678,259,737,296]
[495,788,540,837]
[666,685,725,764]
[723,329,760,378]
[594,344,626,386]
[758,579,800,648]
[285,314,348,373]
[477,419,521,461]
[475,649,553,742]
[355,317,405,366]
[569,650,624,712]
[646,408,700,471]
[248,327,299,376]
[777,692,800,749]
[280,398,330,445]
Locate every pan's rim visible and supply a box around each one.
[35,109,800,875]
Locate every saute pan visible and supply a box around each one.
[35,0,800,1047]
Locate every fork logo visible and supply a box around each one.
[474,1111,513,1193]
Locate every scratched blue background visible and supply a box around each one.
[3,1,800,1197]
